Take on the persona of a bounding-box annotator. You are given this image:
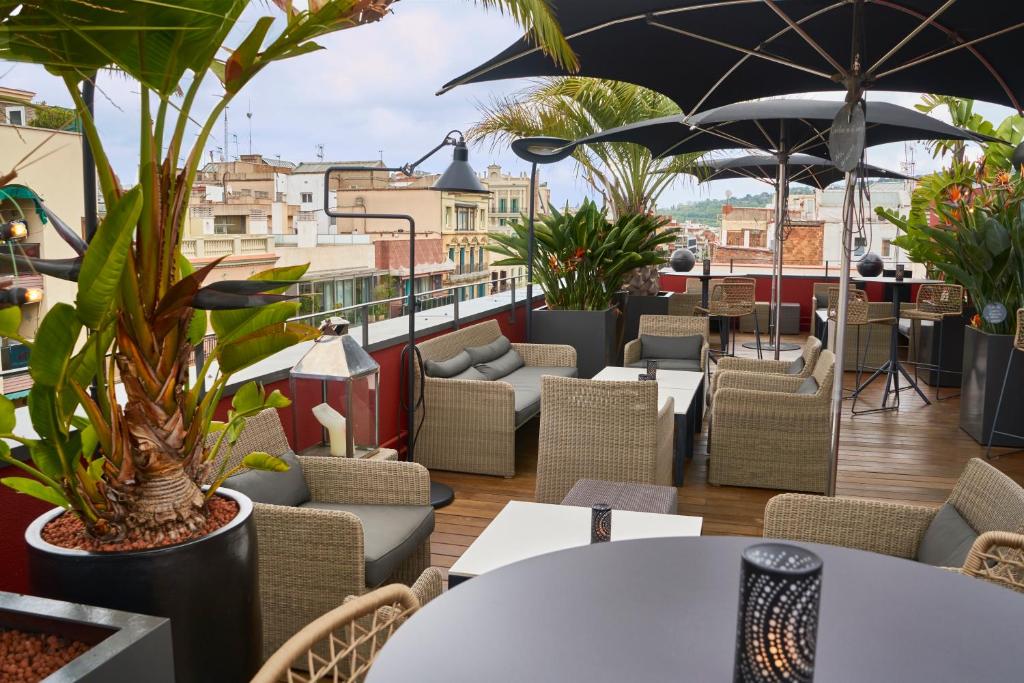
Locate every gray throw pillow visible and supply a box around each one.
[476,348,525,380]
[465,336,512,365]
[916,503,979,568]
[223,450,310,507]
[424,350,472,378]
[640,334,703,361]
[786,356,806,375]
[795,376,818,395]
[450,366,488,381]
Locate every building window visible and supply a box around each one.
[448,247,455,263]
[445,207,452,227]
[456,206,475,231]
[881,239,892,257]
[300,192,313,203]
[854,236,867,256]
[498,198,507,213]
[213,215,246,234]
[498,218,506,226]
[254,190,269,199]
[749,231,766,248]
[469,247,475,270]
[6,107,25,126]
[510,198,519,213]
[479,247,484,269]
[459,247,465,272]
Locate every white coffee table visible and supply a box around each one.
[591,366,705,485]
[448,500,703,587]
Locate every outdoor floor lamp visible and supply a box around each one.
[323,130,487,508]
[509,136,575,340]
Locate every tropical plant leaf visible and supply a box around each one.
[0,306,22,339]
[210,264,308,337]
[1,477,69,508]
[29,441,63,481]
[0,395,14,433]
[76,186,142,328]
[28,303,81,387]
[240,451,289,472]
[218,322,319,374]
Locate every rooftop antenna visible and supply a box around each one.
[232,133,239,161]
[246,99,253,156]
[316,144,325,162]
[900,142,916,178]
[222,106,229,162]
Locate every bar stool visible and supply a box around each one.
[903,284,964,400]
[828,287,895,414]
[696,277,760,360]
[986,308,1024,459]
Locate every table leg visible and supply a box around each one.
[673,413,688,486]
[701,280,709,309]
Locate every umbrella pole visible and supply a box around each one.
[828,170,857,496]
[771,146,789,360]
[526,161,537,341]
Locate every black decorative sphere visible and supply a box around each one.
[856,252,884,277]
[670,248,696,272]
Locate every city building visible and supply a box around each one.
[721,206,773,248]
[481,164,550,291]
[0,87,38,126]
[799,181,912,265]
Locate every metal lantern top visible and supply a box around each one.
[290,317,380,382]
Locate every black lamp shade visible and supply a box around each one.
[511,136,576,165]
[432,141,488,193]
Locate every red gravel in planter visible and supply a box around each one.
[0,629,89,683]
[41,497,239,552]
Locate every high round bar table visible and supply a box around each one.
[368,537,1023,682]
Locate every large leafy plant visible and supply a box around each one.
[0,0,571,543]
[488,199,676,310]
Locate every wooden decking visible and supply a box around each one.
[427,334,1024,581]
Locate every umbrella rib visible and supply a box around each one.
[760,0,847,76]
[864,0,958,77]
[752,120,778,151]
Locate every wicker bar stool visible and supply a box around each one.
[986,308,1024,459]
[828,287,895,414]
[904,283,964,400]
[696,277,761,360]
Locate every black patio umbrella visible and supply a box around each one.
[694,153,911,186]
[442,0,1024,495]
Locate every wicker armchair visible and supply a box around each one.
[668,290,700,317]
[709,350,835,493]
[812,283,892,367]
[252,580,432,683]
[414,319,576,477]
[623,314,709,370]
[206,409,441,661]
[764,458,1024,586]
[708,335,822,401]
[535,376,675,503]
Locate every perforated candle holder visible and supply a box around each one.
[734,543,822,683]
[591,504,611,543]
[646,360,658,379]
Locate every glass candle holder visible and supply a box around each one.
[703,258,712,276]
[895,264,905,282]
[646,360,658,379]
[591,504,611,543]
[734,543,822,683]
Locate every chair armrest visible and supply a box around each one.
[764,493,937,559]
[623,339,642,366]
[512,343,576,368]
[656,397,675,486]
[700,340,709,372]
[715,371,804,393]
[716,357,791,374]
[961,531,1024,592]
[410,567,445,606]
[300,457,430,506]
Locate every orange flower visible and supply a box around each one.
[948,185,963,202]
[996,171,1011,185]
[971,313,982,329]
[573,247,586,260]
[950,208,961,221]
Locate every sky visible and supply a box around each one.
[1,1,1017,210]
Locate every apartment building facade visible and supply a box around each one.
[481,164,551,292]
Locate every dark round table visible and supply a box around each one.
[368,537,1023,682]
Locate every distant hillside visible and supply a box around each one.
[662,188,812,227]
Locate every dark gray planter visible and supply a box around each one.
[960,325,1024,447]
[532,306,618,378]
[0,591,173,683]
[620,292,672,363]
[915,311,968,388]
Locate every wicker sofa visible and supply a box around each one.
[535,375,675,503]
[708,335,822,402]
[623,315,709,371]
[764,458,1024,591]
[414,319,577,477]
[206,409,442,660]
[709,350,836,493]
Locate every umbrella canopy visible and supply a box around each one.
[441,1,1024,114]
[571,99,997,159]
[694,153,912,187]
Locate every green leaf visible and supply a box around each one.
[209,420,228,434]
[0,395,14,433]
[0,306,22,338]
[218,322,319,374]
[1,477,69,508]
[75,186,142,328]
[87,457,105,483]
[210,264,309,339]
[80,424,98,460]
[213,301,299,345]
[240,452,289,473]
[28,386,60,443]
[265,389,291,409]
[231,381,263,414]
[29,303,81,387]
[29,442,62,481]
[983,218,1011,255]
[224,16,274,94]
[178,254,210,346]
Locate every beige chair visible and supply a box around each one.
[813,282,891,368]
[696,277,760,359]
[414,319,576,477]
[668,290,700,317]
[535,376,674,503]
[986,308,1024,458]
[623,314,709,372]
[709,350,835,493]
[206,409,441,661]
[252,581,428,683]
[961,531,1024,593]
[828,287,896,414]
[903,283,964,400]
[708,335,822,402]
[764,458,1024,592]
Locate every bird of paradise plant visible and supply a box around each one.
[0,0,572,544]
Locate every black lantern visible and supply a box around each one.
[734,543,822,683]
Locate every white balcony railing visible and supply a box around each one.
[182,235,276,259]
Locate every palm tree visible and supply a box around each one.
[469,78,699,217]
[0,0,572,544]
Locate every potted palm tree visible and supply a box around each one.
[0,1,573,679]
[489,200,676,377]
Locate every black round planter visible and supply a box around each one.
[25,488,260,683]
